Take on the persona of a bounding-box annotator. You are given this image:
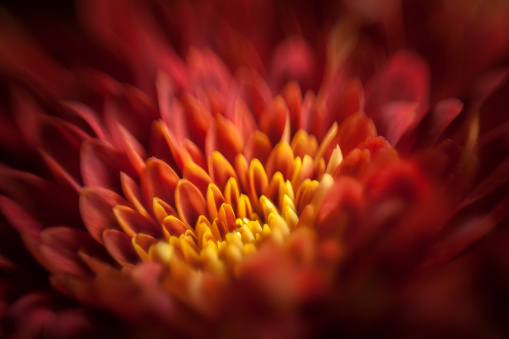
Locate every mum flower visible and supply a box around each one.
[1,0,509,338]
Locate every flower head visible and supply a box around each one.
[1,0,509,338]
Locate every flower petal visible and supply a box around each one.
[80,187,128,243]
[39,226,98,276]
[141,157,179,207]
[102,229,139,266]
[80,139,134,194]
[175,179,207,228]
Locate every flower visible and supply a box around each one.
[1,0,509,338]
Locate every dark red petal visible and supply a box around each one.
[316,177,364,238]
[80,187,128,243]
[181,94,212,149]
[327,112,377,159]
[269,36,315,93]
[80,139,135,194]
[375,101,417,145]
[0,168,81,226]
[39,227,97,277]
[365,50,429,119]
[102,229,139,266]
[118,124,147,175]
[237,67,272,121]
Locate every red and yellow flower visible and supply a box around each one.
[1,0,509,338]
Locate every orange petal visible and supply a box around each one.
[259,96,289,145]
[234,98,256,141]
[224,177,240,213]
[120,172,151,219]
[206,114,244,164]
[162,215,191,238]
[183,162,213,196]
[208,151,237,190]
[248,158,269,209]
[265,142,294,178]
[181,138,207,170]
[175,179,207,228]
[132,234,159,262]
[281,81,303,135]
[291,129,318,158]
[244,130,272,164]
[234,154,249,193]
[206,183,225,220]
[218,203,237,233]
[153,197,177,224]
[141,157,179,207]
[113,205,161,238]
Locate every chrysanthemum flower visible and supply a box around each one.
[1,0,509,338]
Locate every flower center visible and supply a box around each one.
[114,121,341,279]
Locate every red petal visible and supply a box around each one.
[244,131,272,164]
[205,114,243,164]
[80,139,134,194]
[102,229,139,266]
[316,177,364,238]
[39,227,98,276]
[80,187,128,243]
[113,205,161,238]
[374,101,417,145]
[269,36,315,93]
[141,157,179,207]
[365,50,429,120]
[208,151,238,191]
[0,168,80,226]
[181,94,212,150]
[118,124,147,175]
[175,179,207,228]
[183,162,213,196]
[281,81,303,135]
[259,96,289,146]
